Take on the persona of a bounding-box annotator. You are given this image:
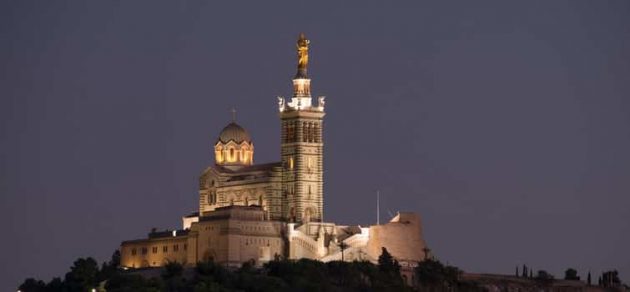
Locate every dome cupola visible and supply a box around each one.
[217,122,252,144]
[214,121,254,169]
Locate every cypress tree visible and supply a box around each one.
[587,271,591,285]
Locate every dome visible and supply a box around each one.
[217,122,252,144]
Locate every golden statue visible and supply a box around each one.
[297,33,310,70]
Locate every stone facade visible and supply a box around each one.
[198,163,283,219]
[120,34,427,271]
[121,206,285,268]
[279,77,325,224]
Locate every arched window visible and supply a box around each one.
[308,123,314,142]
[215,146,223,163]
[307,157,313,173]
[287,123,294,142]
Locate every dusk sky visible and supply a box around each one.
[1,1,629,289]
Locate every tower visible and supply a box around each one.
[278,33,326,223]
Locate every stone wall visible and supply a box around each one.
[366,212,427,262]
[121,235,189,268]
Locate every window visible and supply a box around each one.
[131,248,137,256]
[289,157,294,169]
[287,124,294,142]
[152,247,157,254]
[174,244,179,252]
[184,244,187,251]
[308,123,314,142]
[163,246,168,253]
[307,157,313,173]
[141,247,147,255]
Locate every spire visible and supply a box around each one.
[295,33,310,79]
[280,33,324,112]
[231,107,236,122]
[292,33,312,99]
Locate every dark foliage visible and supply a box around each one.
[564,268,580,280]
[20,248,624,292]
[535,270,554,286]
[64,257,100,292]
[18,278,46,292]
[600,270,622,288]
[100,250,121,282]
[19,248,416,292]
[415,258,464,291]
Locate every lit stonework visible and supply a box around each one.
[277,33,326,223]
[120,34,427,271]
[213,122,254,168]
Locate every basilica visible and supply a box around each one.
[120,34,428,274]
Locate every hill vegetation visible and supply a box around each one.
[18,248,627,291]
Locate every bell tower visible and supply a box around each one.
[278,33,326,223]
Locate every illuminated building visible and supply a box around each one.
[120,35,427,278]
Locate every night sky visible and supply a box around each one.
[1,1,629,289]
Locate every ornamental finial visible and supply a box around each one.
[296,33,310,78]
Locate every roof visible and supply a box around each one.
[216,162,281,174]
[199,205,266,222]
[184,212,199,218]
[217,122,251,144]
[121,229,189,244]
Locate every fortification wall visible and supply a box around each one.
[366,212,427,262]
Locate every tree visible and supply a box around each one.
[162,261,184,279]
[536,270,554,286]
[64,257,100,292]
[105,273,163,292]
[522,264,528,278]
[564,268,579,280]
[100,249,121,281]
[162,261,185,292]
[601,270,621,287]
[46,277,64,292]
[415,259,462,291]
[377,247,400,274]
[18,278,46,292]
[587,271,591,285]
[515,266,519,277]
[338,241,349,262]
